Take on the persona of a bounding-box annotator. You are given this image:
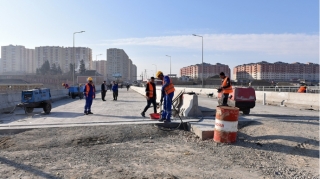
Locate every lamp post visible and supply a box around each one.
[165,55,171,76]
[192,34,204,88]
[73,31,85,85]
[152,64,157,77]
[95,54,102,83]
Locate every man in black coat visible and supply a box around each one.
[101,81,107,101]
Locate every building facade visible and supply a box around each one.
[233,61,320,82]
[35,46,92,73]
[92,60,107,78]
[180,63,231,79]
[0,45,35,74]
[106,48,137,82]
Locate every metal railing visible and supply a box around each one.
[173,85,320,94]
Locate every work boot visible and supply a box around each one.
[141,112,145,117]
[84,112,88,115]
[158,118,165,122]
[88,112,93,114]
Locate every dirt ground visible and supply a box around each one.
[0,117,319,179]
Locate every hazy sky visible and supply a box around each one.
[0,0,319,77]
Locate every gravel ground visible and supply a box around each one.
[0,116,319,179]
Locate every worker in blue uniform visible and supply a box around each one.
[156,71,175,123]
[83,77,95,115]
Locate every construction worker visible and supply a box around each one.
[156,71,175,122]
[101,81,107,101]
[218,72,233,106]
[62,83,69,89]
[297,85,307,93]
[83,77,95,115]
[141,77,157,117]
[112,81,119,100]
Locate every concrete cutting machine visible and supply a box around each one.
[218,87,256,115]
[16,88,52,114]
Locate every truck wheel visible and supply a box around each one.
[80,93,84,99]
[43,103,52,114]
[71,93,76,99]
[25,107,34,114]
[243,109,250,115]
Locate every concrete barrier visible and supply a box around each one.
[255,91,319,110]
[0,89,69,113]
[131,86,319,111]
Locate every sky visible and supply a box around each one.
[0,0,319,79]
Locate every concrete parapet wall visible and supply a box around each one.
[255,91,319,110]
[131,86,319,110]
[0,89,69,113]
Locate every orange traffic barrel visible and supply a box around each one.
[214,106,239,143]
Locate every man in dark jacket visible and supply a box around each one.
[141,77,157,117]
[112,81,119,101]
[101,81,107,101]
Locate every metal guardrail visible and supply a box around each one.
[173,85,320,94]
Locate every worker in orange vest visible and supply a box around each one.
[141,77,157,117]
[297,85,307,93]
[62,83,69,89]
[83,77,95,115]
[218,72,233,106]
[156,71,175,122]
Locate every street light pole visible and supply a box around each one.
[166,55,171,76]
[152,64,157,77]
[73,31,85,85]
[192,34,204,88]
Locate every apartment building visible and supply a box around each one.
[131,63,137,81]
[233,61,320,82]
[35,46,92,73]
[92,60,107,77]
[106,48,137,82]
[0,45,35,74]
[180,63,231,79]
[25,48,35,73]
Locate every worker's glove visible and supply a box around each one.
[217,88,222,93]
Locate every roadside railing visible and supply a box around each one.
[173,85,320,94]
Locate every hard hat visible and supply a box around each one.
[87,77,93,81]
[155,71,163,78]
[62,83,65,86]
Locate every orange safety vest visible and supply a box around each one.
[147,82,154,98]
[297,86,306,93]
[222,77,233,94]
[85,83,95,98]
[163,78,175,95]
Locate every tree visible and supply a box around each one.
[51,63,57,75]
[37,61,50,75]
[69,63,75,74]
[79,59,86,75]
[57,65,63,74]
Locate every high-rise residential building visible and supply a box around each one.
[0,45,33,74]
[92,60,107,77]
[35,46,92,73]
[131,64,137,81]
[25,48,35,74]
[233,61,320,82]
[180,63,231,79]
[106,48,137,82]
[61,47,92,72]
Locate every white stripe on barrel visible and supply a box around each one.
[214,106,239,143]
